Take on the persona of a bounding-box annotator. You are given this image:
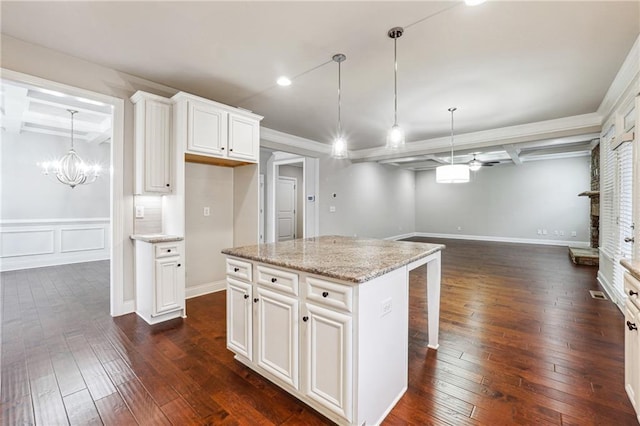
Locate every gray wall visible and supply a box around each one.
[319,159,416,239]
[278,165,304,238]
[1,131,110,219]
[415,156,591,243]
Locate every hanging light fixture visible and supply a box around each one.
[39,110,101,188]
[436,107,470,183]
[386,26,405,150]
[331,53,348,159]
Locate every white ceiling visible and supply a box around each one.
[1,1,638,167]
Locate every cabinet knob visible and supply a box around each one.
[302,316,309,322]
[322,291,329,298]
[271,277,277,283]
[221,147,225,150]
[627,321,638,331]
[167,249,171,253]
[166,184,170,187]
[254,298,259,303]
[630,290,638,296]
[244,294,249,299]
[234,267,240,272]
[229,148,233,151]
[177,263,181,267]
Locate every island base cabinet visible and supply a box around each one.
[304,303,352,422]
[256,287,299,389]
[624,272,640,422]
[227,278,252,361]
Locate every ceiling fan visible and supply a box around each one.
[468,153,499,171]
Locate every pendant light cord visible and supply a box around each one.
[449,107,456,165]
[337,59,342,136]
[68,109,77,150]
[393,37,398,126]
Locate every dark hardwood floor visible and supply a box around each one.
[1,239,638,425]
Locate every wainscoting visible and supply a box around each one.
[0,218,110,271]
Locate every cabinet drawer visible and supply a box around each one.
[226,258,252,282]
[306,276,353,313]
[257,265,298,296]
[625,272,640,303]
[155,244,179,258]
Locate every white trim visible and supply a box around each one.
[0,253,110,272]
[186,280,226,299]
[261,127,332,155]
[405,232,590,247]
[0,68,129,317]
[597,270,623,313]
[351,113,602,161]
[383,233,416,241]
[597,34,640,120]
[0,217,110,225]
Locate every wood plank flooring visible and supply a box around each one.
[1,238,638,425]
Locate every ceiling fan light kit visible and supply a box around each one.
[436,107,470,183]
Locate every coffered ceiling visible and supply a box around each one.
[1,1,638,167]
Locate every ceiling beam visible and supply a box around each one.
[503,144,522,165]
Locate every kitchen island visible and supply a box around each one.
[222,236,444,426]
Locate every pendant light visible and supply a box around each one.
[436,107,470,183]
[331,53,348,159]
[39,110,101,188]
[386,27,405,150]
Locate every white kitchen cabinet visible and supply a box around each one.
[624,272,640,418]
[256,286,299,389]
[304,302,352,421]
[134,239,185,324]
[227,277,253,361]
[131,91,173,194]
[172,92,262,164]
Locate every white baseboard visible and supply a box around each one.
[597,270,624,313]
[186,279,226,299]
[0,252,110,272]
[384,232,416,241]
[410,232,590,247]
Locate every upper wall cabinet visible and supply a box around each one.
[131,91,173,194]
[173,92,262,164]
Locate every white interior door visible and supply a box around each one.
[277,176,296,241]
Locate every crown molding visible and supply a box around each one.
[350,112,602,161]
[597,34,640,120]
[260,127,332,156]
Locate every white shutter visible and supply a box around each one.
[601,126,617,257]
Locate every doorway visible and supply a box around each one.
[277,175,298,241]
[0,69,126,316]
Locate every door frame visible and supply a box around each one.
[1,68,127,316]
[276,175,297,241]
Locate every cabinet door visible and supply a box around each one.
[187,99,228,156]
[256,287,299,389]
[153,256,183,316]
[304,303,352,421]
[228,113,259,162]
[625,299,640,411]
[144,100,172,193]
[227,278,253,361]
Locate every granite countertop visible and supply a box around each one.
[222,235,445,284]
[130,234,184,243]
[621,259,640,282]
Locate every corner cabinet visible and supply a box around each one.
[172,92,261,164]
[134,240,186,324]
[624,272,640,421]
[131,91,173,194]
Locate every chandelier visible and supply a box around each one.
[39,110,101,188]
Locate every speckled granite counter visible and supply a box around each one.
[621,259,640,282]
[130,234,184,243]
[222,235,445,283]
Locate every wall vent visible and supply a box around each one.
[589,290,607,300]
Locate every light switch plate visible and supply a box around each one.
[204,207,210,216]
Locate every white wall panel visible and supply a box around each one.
[0,229,54,257]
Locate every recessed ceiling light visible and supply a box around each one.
[39,88,65,97]
[465,0,486,5]
[276,76,292,87]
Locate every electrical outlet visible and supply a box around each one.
[571,231,577,237]
[457,226,462,231]
[329,206,336,213]
[554,230,559,236]
[537,229,542,235]
[135,206,144,219]
[559,231,565,236]
[542,229,548,235]
[203,207,210,216]
[381,298,392,317]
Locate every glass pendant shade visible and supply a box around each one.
[386,124,405,149]
[39,109,101,188]
[436,164,470,183]
[332,136,348,159]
